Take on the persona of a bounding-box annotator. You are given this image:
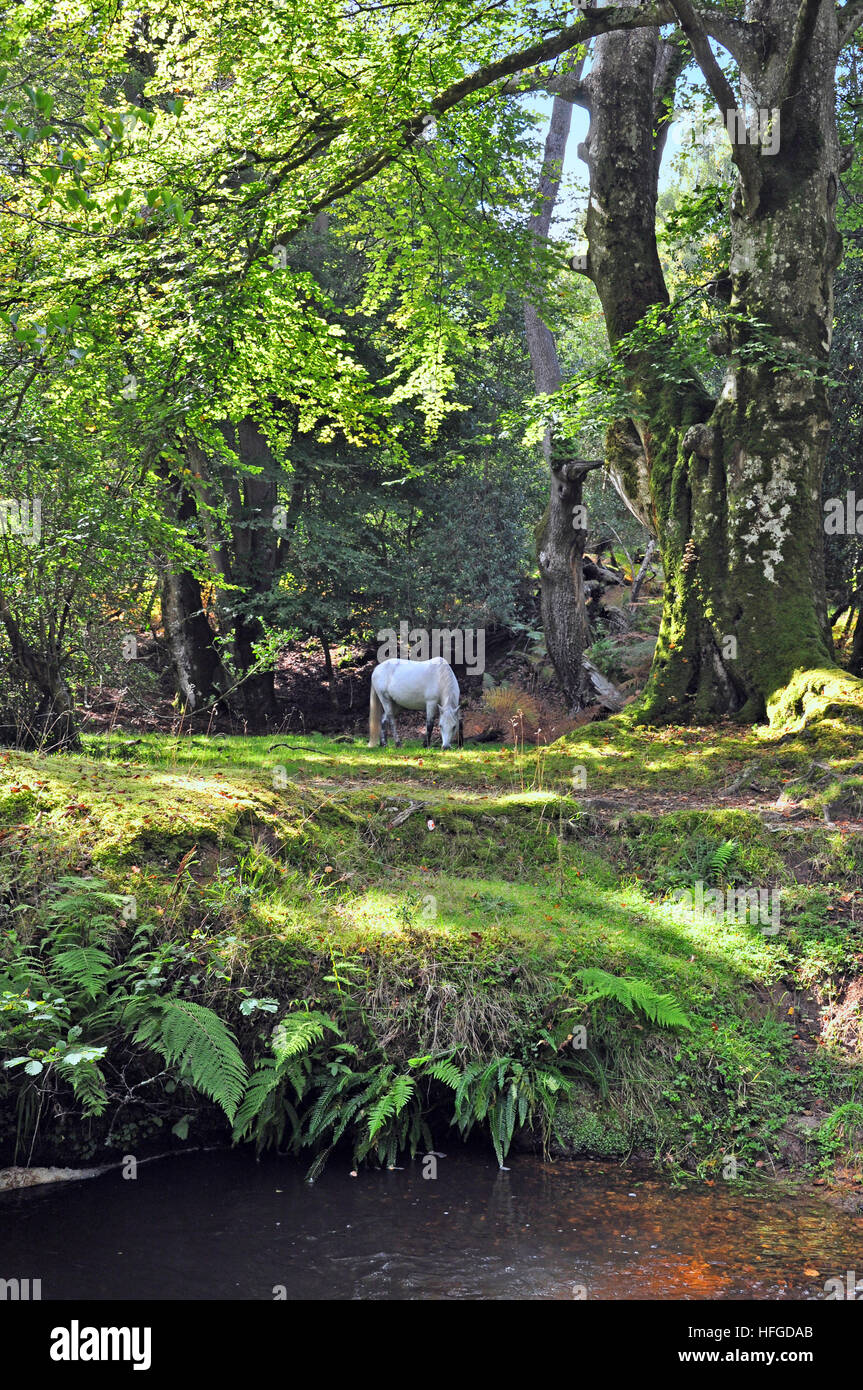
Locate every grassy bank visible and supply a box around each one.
[2,713,863,1182]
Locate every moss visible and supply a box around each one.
[2,729,862,1174]
[553,1099,646,1157]
[767,667,863,732]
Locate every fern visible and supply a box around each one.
[707,838,738,881]
[232,1058,283,1140]
[367,1073,415,1139]
[44,876,126,947]
[129,998,248,1121]
[57,1055,109,1116]
[52,945,113,999]
[575,968,691,1030]
[426,1057,462,1090]
[305,1143,336,1183]
[304,1066,367,1144]
[232,1012,338,1146]
[272,1010,338,1058]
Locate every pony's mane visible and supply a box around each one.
[441,660,460,708]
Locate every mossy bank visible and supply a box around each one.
[2,713,863,1183]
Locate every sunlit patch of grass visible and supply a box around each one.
[2,721,862,1173]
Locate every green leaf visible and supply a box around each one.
[129,999,248,1122]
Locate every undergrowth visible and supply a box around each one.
[1,723,862,1179]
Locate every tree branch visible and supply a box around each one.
[839,0,863,47]
[668,0,763,210]
[270,4,682,248]
[652,39,689,185]
[780,0,823,104]
[698,5,764,70]
[505,6,761,104]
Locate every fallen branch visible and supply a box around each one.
[630,538,657,604]
[387,800,427,828]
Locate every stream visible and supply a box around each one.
[2,1149,861,1300]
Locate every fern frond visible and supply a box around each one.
[132,998,248,1121]
[56,1057,109,1116]
[707,839,738,880]
[232,1058,281,1138]
[426,1058,461,1090]
[330,1092,370,1145]
[575,968,691,1030]
[305,1068,367,1143]
[367,1073,415,1139]
[272,1011,339,1058]
[52,945,113,999]
[454,1060,483,1117]
[305,1143,336,1183]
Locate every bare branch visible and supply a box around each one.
[839,0,863,47]
[698,5,764,70]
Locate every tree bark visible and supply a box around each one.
[572,3,862,725]
[161,564,225,715]
[524,92,600,711]
[159,467,227,715]
[0,598,80,749]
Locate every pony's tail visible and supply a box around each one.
[369,683,383,747]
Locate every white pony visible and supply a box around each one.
[369,657,462,750]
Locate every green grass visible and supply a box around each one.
[1,715,862,1177]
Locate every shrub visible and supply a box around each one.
[481,682,541,744]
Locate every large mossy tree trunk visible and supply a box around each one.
[575,1,863,726]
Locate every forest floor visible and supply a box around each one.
[76,589,663,744]
[2,708,863,1192]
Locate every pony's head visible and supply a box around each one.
[439,704,460,750]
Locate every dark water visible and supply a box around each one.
[1,1150,861,1300]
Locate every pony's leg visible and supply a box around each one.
[380,694,401,747]
[424,700,437,748]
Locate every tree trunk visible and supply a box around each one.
[231,616,278,726]
[160,468,227,714]
[0,599,80,749]
[848,606,863,676]
[161,563,225,715]
[525,92,599,711]
[187,420,282,728]
[630,538,657,604]
[319,628,339,713]
[575,5,863,726]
